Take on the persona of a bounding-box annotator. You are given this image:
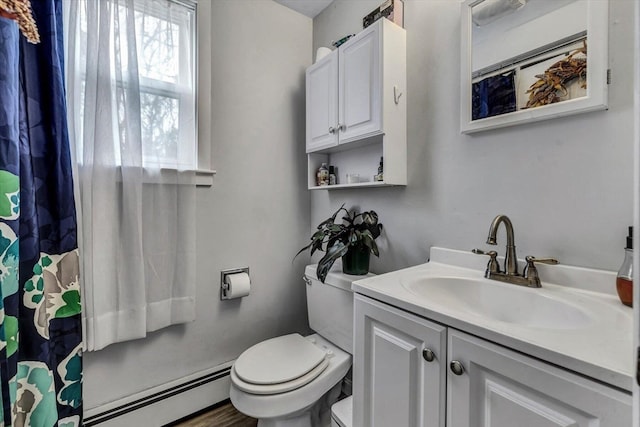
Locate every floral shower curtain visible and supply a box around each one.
[0,0,82,425]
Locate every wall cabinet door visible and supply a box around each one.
[353,294,446,427]
[338,23,382,143]
[305,24,382,152]
[305,50,338,152]
[447,329,632,427]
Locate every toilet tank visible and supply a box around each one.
[304,264,375,354]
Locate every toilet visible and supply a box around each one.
[230,265,366,427]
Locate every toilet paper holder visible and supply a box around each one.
[220,267,250,300]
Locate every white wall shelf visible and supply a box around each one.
[308,181,394,191]
[305,18,406,190]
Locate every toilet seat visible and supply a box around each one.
[231,357,329,395]
[232,333,330,395]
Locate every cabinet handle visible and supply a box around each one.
[422,348,435,362]
[449,360,465,376]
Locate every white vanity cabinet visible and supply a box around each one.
[353,294,447,427]
[353,295,632,427]
[447,330,631,427]
[305,18,406,189]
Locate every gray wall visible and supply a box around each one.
[83,0,313,409]
[312,0,634,273]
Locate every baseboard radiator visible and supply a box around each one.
[84,362,233,426]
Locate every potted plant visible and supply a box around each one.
[295,204,383,283]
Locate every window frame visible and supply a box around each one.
[134,0,198,171]
[192,0,214,185]
[138,0,215,185]
[74,0,214,186]
[139,0,215,185]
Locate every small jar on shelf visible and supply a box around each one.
[329,166,336,185]
[317,163,329,186]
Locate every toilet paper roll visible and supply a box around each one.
[315,47,331,63]
[225,272,251,299]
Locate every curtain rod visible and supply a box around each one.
[472,30,587,79]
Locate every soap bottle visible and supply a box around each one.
[616,226,633,307]
[317,163,329,186]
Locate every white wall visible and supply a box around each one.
[312,0,634,273]
[83,0,312,411]
[82,0,635,416]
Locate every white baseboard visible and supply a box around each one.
[84,361,234,426]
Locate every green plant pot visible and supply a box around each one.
[342,246,371,276]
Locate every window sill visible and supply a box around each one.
[194,169,216,187]
[80,166,216,187]
[141,168,216,187]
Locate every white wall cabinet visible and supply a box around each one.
[338,23,382,143]
[306,50,338,152]
[305,18,406,190]
[353,294,632,427]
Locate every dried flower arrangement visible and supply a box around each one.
[524,41,587,109]
[0,0,40,44]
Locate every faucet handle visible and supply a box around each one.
[523,256,559,288]
[525,256,559,265]
[472,249,501,275]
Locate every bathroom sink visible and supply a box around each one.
[401,276,592,330]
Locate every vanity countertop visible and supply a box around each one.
[351,247,634,392]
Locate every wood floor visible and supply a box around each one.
[171,401,257,427]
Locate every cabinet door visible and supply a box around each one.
[353,294,446,427]
[338,23,382,143]
[447,330,632,427]
[306,50,338,152]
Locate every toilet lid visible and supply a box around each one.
[231,357,329,395]
[234,333,328,385]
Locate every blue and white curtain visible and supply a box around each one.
[0,1,82,425]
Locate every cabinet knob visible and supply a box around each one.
[422,348,435,362]
[328,126,336,134]
[450,360,465,376]
[339,124,346,132]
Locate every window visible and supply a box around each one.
[136,1,196,168]
[75,0,197,170]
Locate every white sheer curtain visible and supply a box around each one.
[65,0,197,351]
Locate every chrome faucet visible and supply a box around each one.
[473,214,558,288]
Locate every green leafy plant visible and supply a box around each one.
[295,204,383,283]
